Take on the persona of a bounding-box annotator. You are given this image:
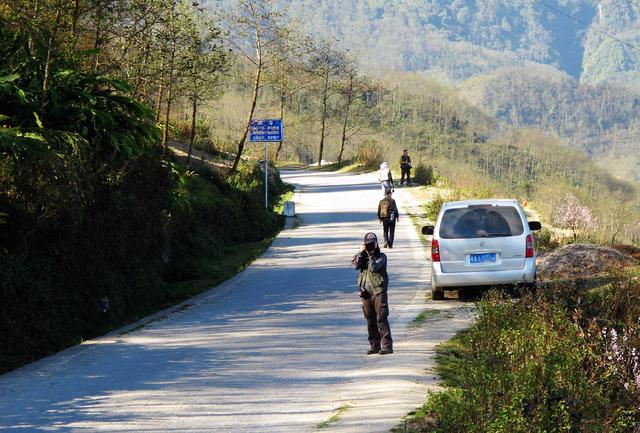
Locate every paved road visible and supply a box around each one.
[0,170,472,433]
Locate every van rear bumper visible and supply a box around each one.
[431,258,536,288]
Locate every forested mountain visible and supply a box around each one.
[270,0,640,86]
[459,65,640,182]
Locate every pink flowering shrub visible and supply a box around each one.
[602,325,640,407]
[553,193,598,242]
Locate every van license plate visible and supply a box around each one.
[470,253,497,263]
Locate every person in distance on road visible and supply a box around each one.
[378,162,394,196]
[377,189,399,248]
[399,149,412,187]
[352,232,393,355]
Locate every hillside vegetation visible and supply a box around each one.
[268,0,640,85]
[402,274,640,432]
[249,0,640,183]
[458,64,640,182]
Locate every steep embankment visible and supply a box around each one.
[0,157,290,374]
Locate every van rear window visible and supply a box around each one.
[440,206,524,239]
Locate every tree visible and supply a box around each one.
[225,0,292,172]
[600,201,628,244]
[307,40,346,166]
[178,3,228,163]
[552,193,598,242]
[264,52,309,161]
[336,63,374,163]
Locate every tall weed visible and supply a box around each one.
[356,140,384,170]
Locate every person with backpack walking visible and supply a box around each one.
[400,149,412,186]
[377,190,399,248]
[352,232,393,355]
[378,162,394,195]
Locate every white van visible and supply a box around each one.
[422,199,541,300]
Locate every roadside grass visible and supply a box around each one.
[391,406,437,433]
[398,271,640,432]
[408,212,431,248]
[409,309,454,328]
[162,237,276,306]
[276,161,307,169]
[316,405,351,430]
[431,331,469,388]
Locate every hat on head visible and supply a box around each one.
[363,232,378,245]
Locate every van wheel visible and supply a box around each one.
[431,289,445,300]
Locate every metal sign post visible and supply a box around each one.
[249,119,283,208]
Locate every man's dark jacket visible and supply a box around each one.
[354,251,388,295]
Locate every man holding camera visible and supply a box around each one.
[352,232,393,355]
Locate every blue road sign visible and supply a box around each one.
[249,119,283,142]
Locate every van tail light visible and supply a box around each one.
[525,234,534,258]
[432,239,441,262]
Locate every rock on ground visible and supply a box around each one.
[537,243,638,281]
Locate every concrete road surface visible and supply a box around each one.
[0,170,473,433]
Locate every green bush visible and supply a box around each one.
[534,228,559,253]
[424,193,447,221]
[413,163,435,185]
[417,282,640,433]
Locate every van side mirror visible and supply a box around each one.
[528,221,542,231]
[422,226,435,235]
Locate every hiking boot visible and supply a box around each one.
[388,244,393,249]
[379,348,394,355]
[383,242,388,248]
[367,347,381,355]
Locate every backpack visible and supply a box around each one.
[379,198,391,218]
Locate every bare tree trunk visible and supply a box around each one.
[232,62,261,172]
[155,56,165,123]
[275,95,285,161]
[338,87,353,163]
[93,0,103,72]
[161,44,176,156]
[42,8,62,110]
[133,35,152,100]
[187,96,197,164]
[71,0,81,47]
[317,73,329,166]
[155,81,164,123]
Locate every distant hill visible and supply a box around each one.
[275,0,640,87]
[458,64,640,182]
